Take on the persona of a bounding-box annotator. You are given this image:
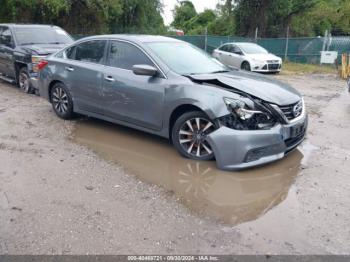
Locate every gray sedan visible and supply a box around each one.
[38,35,307,170]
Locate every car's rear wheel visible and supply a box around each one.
[50,83,74,119]
[241,61,251,71]
[172,111,216,161]
[18,67,34,94]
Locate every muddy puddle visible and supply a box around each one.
[74,118,305,226]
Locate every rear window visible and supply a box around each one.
[14,27,73,46]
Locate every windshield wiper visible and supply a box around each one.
[48,42,64,44]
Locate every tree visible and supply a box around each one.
[171,0,197,30]
[0,0,165,35]
[235,0,319,37]
[110,0,166,34]
[291,0,350,36]
[185,9,216,34]
[208,0,236,36]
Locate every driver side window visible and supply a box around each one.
[231,45,242,54]
[0,27,14,47]
[107,41,154,70]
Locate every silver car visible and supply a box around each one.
[38,35,307,170]
[213,42,282,73]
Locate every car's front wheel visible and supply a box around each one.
[172,111,216,161]
[50,83,74,120]
[241,61,251,71]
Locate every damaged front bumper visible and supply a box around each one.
[206,113,308,170]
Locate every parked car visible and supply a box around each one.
[213,42,282,73]
[38,35,307,170]
[0,24,73,93]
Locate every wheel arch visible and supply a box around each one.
[14,62,28,81]
[240,60,250,69]
[168,104,212,142]
[48,80,64,103]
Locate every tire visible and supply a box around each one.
[18,67,34,94]
[241,61,251,71]
[50,82,74,120]
[171,111,216,161]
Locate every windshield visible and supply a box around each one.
[147,42,228,75]
[239,44,268,54]
[14,27,73,45]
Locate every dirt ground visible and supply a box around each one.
[0,73,349,255]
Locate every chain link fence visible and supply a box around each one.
[172,35,350,64]
[72,33,350,65]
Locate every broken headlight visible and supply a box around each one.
[223,97,264,120]
[220,97,276,130]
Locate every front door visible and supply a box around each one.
[101,40,165,131]
[0,26,15,77]
[230,45,245,68]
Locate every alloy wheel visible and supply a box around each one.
[178,117,215,158]
[242,62,251,71]
[52,87,69,114]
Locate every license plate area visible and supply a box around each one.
[290,122,306,138]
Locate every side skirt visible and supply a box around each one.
[74,108,169,139]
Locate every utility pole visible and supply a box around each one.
[284,26,289,61]
[321,30,328,52]
[204,27,208,52]
[321,30,328,65]
[255,27,258,43]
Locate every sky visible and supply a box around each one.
[162,0,220,26]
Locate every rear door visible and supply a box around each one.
[101,40,165,130]
[215,44,229,64]
[61,40,107,113]
[0,26,16,77]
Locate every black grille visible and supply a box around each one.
[268,64,280,70]
[285,132,305,150]
[279,101,302,121]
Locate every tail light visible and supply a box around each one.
[37,60,49,71]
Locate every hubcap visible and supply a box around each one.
[19,72,29,92]
[52,87,69,114]
[179,117,215,158]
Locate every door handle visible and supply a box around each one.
[65,66,74,72]
[104,76,115,82]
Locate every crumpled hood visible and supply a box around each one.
[189,71,301,106]
[21,44,68,56]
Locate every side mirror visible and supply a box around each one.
[132,64,158,76]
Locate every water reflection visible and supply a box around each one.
[74,118,303,225]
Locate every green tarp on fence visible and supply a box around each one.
[72,34,350,64]
[172,35,350,64]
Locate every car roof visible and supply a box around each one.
[78,34,183,44]
[221,42,259,46]
[235,42,259,46]
[0,23,60,28]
